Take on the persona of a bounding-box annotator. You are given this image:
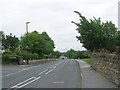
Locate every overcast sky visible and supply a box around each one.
[0,0,119,52]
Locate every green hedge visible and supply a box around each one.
[14,50,41,60]
[2,50,52,64]
[2,53,21,64]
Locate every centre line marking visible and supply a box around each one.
[53,66,56,69]
[45,69,54,75]
[9,77,36,89]
[53,81,64,84]
[39,69,49,75]
[18,77,41,88]
[8,76,41,90]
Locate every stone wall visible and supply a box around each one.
[19,59,56,65]
[91,49,119,86]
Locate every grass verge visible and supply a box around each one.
[80,58,91,64]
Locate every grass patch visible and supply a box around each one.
[81,58,91,64]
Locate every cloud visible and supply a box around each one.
[1,0,119,51]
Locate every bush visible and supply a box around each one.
[3,50,12,55]
[31,53,39,60]
[2,51,21,64]
[14,50,31,60]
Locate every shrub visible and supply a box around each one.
[2,51,21,64]
[31,53,39,60]
[14,50,31,60]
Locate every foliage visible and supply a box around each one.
[2,33,19,51]
[14,50,31,60]
[31,53,39,59]
[1,31,55,64]
[65,49,78,59]
[72,11,118,52]
[2,50,21,64]
[0,31,3,42]
[65,49,89,59]
[52,51,61,58]
[41,32,55,55]
[81,58,91,64]
[20,31,55,57]
[116,31,120,46]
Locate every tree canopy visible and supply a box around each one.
[2,33,19,51]
[72,11,118,52]
[20,31,55,56]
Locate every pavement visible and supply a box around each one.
[76,59,118,88]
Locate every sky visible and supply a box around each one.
[0,0,119,52]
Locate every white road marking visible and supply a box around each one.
[45,69,54,75]
[81,73,83,77]
[53,66,56,69]
[8,77,41,90]
[7,61,65,89]
[4,65,41,78]
[53,81,64,84]
[22,65,41,71]
[17,77,41,88]
[39,69,49,75]
[5,70,22,77]
[6,73,14,76]
[9,77,36,88]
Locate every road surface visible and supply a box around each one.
[2,59,81,89]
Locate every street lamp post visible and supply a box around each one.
[26,22,30,65]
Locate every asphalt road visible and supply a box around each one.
[2,59,81,89]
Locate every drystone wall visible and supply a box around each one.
[91,47,119,86]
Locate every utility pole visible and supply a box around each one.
[26,22,30,65]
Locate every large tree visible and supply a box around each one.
[41,32,55,55]
[20,31,55,56]
[72,11,117,52]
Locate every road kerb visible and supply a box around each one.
[75,59,83,88]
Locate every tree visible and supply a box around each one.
[65,49,78,59]
[72,11,117,52]
[102,21,118,52]
[116,31,120,46]
[20,31,44,54]
[53,51,61,58]
[2,33,19,51]
[20,31,55,57]
[0,31,3,42]
[0,31,3,51]
[41,32,55,55]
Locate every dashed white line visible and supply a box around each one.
[8,77,40,90]
[4,65,41,78]
[39,69,49,75]
[53,66,56,69]
[17,77,41,88]
[6,73,14,76]
[53,81,64,84]
[45,69,54,75]
[7,61,65,89]
[81,73,83,77]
